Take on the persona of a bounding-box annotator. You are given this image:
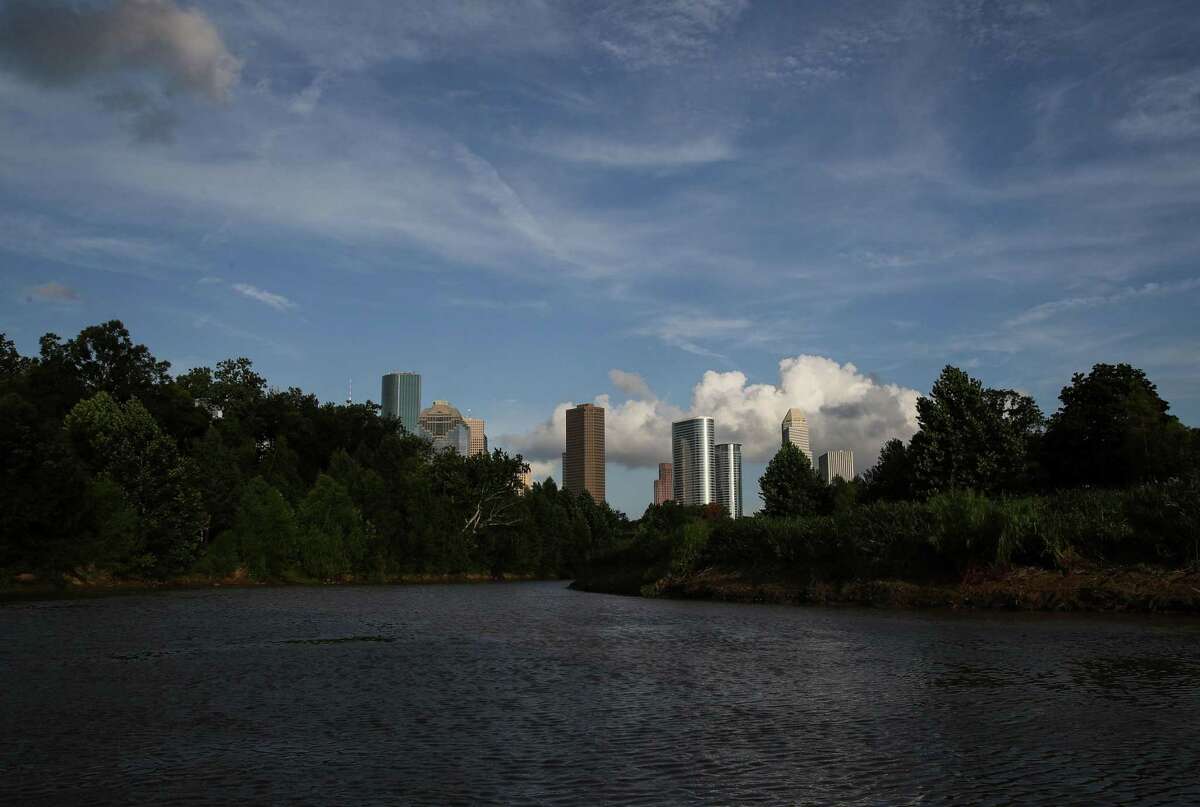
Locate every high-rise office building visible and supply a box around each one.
[653,463,674,506]
[781,408,814,466]
[672,417,715,506]
[517,465,533,491]
[464,417,487,457]
[564,403,605,502]
[818,449,855,484]
[381,372,421,435]
[714,443,743,518]
[419,400,467,452]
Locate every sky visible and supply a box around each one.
[2,0,1199,517]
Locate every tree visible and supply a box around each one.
[215,478,299,579]
[297,474,367,579]
[1043,363,1190,488]
[64,392,206,575]
[861,438,913,501]
[50,321,171,401]
[908,366,1044,496]
[0,333,30,382]
[759,442,824,517]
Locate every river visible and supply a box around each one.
[2,582,1199,805]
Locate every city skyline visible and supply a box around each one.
[2,1,1198,519]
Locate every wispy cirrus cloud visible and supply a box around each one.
[1007,278,1200,327]
[532,133,736,168]
[233,283,297,312]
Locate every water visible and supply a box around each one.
[3,582,1199,805]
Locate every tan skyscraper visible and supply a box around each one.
[818,450,855,484]
[653,462,673,505]
[464,417,487,457]
[781,408,814,466]
[564,403,605,503]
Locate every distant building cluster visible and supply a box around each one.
[379,372,489,458]
[648,407,856,517]
[380,373,858,514]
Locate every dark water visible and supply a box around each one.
[3,583,1199,805]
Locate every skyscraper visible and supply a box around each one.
[564,403,605,502]
[818,449,855,484]
[782,408,814,466]
[714,443,743,518]
[381,372,421,435]
[464,417,487,457]
[653,462,674,506]
[672,417,715,506]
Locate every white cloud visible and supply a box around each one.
[233,283,296,311]
[1007,278,1200,326]
[636,314,755,359]
[609,369,653,399]
[501,356,921,472]
[533,134,735,168]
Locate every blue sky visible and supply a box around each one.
[2,0,1199,516]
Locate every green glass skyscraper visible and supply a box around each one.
[381,372,421,435]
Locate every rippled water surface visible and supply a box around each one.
[3,583,1200,805]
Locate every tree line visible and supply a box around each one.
[758,363,1200,517]
[578,362,1200,596]
[1,321,625,585]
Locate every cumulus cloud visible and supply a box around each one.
[608,369,653,399]
[0,0,240,100]
[26,281,80,303]
[501,356,921,473]
[233,283,296,311]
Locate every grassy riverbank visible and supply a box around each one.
[1,568,548,602]
[571,485,1200,614]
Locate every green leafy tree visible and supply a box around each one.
[210,478,299,579]
[862,438,913,501]
[64,392,205,575]
[0,391,94,579]
[908,366,1044,496]
[1043,363,1190,488]
[759,442,824,516]
[297,474,367,579]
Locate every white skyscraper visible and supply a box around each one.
[672,417,715,506]
[818,450,856,484]
[782,408,814,466]
[714,443,743,518]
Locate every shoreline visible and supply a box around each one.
[1,571,555,603]
[572,565,1200,614]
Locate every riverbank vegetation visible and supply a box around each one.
[1,322,624,589]
[575,364,1200,612]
